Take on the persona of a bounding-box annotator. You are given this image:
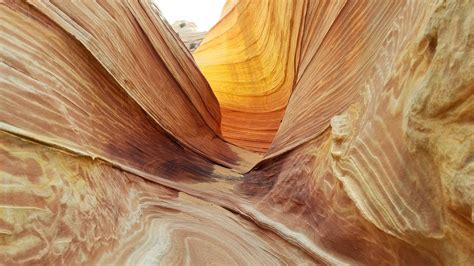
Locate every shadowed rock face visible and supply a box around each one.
[0,0,473,264]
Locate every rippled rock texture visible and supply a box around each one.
[1,0,473,264]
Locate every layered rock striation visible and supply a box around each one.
[1,0,473,264]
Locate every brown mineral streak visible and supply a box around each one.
[0,0,473,265]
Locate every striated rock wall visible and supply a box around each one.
[0,131,312,264]
[194,0,304,152]
[0,0,473,264]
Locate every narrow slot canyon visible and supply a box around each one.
[0,0,473,264]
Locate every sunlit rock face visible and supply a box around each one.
[194,0,304,152]
[1,0,473,265]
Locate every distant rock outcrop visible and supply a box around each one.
[172,20,206,52]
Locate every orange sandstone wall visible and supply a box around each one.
[0,0,473,264]
[194,0,304,152]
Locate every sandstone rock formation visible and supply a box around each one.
[0,0,473,265]
[171,20,206,52]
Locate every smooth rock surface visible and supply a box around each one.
[1,0,473,264]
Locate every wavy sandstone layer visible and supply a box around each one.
[194,0,303,152]
[1,0,473,264]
